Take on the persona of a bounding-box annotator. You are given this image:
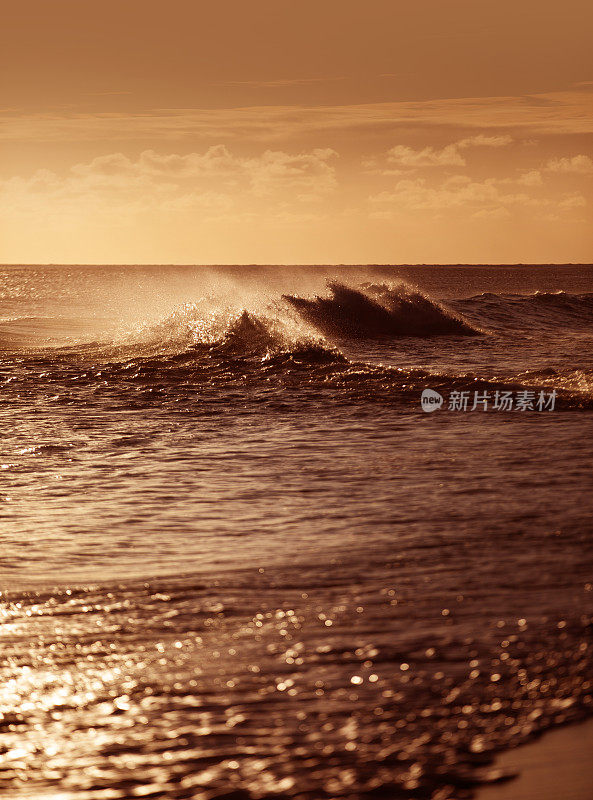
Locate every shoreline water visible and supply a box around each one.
[2,564,592,799]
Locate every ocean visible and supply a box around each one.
[1,264,592,799]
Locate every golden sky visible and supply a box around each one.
[1,0,592,264]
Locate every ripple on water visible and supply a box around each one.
[1,560,592,800]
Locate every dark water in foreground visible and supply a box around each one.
[1,265,592,799]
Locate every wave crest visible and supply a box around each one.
[284,282,481,338]
[108,305,344,369]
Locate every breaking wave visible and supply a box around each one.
[284,282,481,338]
[3,282,593,412]
[3,305,589,412]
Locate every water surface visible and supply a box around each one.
[1,264,592,799]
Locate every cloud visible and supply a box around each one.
[370,177,528,211]
[244,148,338,199]
[0,146,339,224]
[68,146,339,198]
[544,155,593,175]
[71,147,243,182]
[216,77,346,88]
[1,137,589,261]
[368,175,585,218]
[82,91,133,97]
[517,170,544,186]
[457,134,513,148]
[380,134,512,170]
[386,144,466,168]
[472,207,512,220]
[1,90,591,145]
[558,193,587,208]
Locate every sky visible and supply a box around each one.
[1,0,592,264]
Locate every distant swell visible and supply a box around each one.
[284,282,481,338]
[453,290,593,330]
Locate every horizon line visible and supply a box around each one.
[1,262,592,268]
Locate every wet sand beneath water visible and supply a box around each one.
[477,718,593,800]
